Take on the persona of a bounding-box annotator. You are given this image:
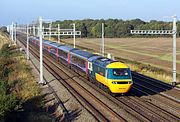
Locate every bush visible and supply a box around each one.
[0,44,19,121]
[0,44,10,56]
[0,80,17,121]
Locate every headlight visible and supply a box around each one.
[112,81,117,84]
[112,81,133,84]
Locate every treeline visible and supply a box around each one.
[51,19,180,38]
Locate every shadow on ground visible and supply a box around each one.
[125,71,175,97]
[5,93,82,122]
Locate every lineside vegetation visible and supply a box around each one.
[0,32,54,121]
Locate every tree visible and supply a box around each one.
[81,23,88,38]
[51,18,180,38]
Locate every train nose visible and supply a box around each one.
[110,84,132,93]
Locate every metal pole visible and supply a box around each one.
[49,23,51,40]
[37,27,39,37]
[172,15,177,86]
[58,24,60,43]
[33,25,35,36]
[10,25,12,39]
[42,26,44,38]
[39,17,44,84]
[26,25,27,34]
[130,15,177,86]
[7,25,10,33]
[9,25,12,44]
[29,27,32,35]
[31,27,33,35]
[11,22,14,42]
[14,23,16,44]
[27,24,29,60]
[102,23,105,56]
[73,23,75,48]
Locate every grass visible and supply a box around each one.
[120,58,180,85]
[0,31,10,49]
[0,31,39,100]
[160,53,180,64]
[107,45,159,58]
[0,43,40,102]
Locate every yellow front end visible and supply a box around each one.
[95,73,133,94]
[108,79,133,94]
[106,62,133,94]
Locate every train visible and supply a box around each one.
[29,36,133,94]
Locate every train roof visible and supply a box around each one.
[92,57,128,68]
[43,40,64,47]
[30,36,38,40]
[58,45,76,52]
[106,62,128,68]
[43,40,49,42]
[44,40,56,46]
[50,42,62,47]
[43,40,53,44]
[70,49,95,59]
[88,55,102,62]
[93,57,115,68]
[34,37,39,40]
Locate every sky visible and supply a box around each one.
[0,0,179,25]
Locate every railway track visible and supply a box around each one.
[18,34,126,122]
[131,72,180,116]
[78,74,180,121]
[17,33,180,121]
[132,71,180,100]
[131,86,180,117]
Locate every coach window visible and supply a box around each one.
[50,47,56,54]
[71,55,76,63]
[59,50,68,59]
[44,44,48,50]
[72,55,85,68]
[78,58,85,68]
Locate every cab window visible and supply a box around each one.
[108,68,131,79]
[113,69,129,76]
